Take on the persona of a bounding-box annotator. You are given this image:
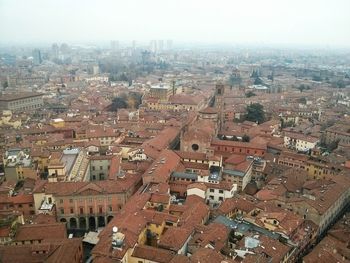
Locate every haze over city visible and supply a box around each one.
[0,0,349,263]
[1,0,350,48]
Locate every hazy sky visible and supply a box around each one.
[0,0,349,47]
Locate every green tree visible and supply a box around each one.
[245,103,265,124]
[245,91,256,98]
[267,73,274,81]
[251,69,259,78]
[2,81,8,89]
[312,75,322,82]
[128,92,143,109]
[327,140,340,152]
[254,77,263,85]
[109,97,128,111]
[231,135,239,141]
[242,134,250,142]
[297,84,310,92]
[332,80,346,89]
[297,97,307,104]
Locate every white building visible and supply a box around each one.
[284,132,319,152]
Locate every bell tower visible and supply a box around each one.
[214,83,225,132]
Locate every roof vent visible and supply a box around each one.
[112,227,125,250]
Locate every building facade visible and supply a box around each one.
[0,93,43,112]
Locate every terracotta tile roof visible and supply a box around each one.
[143,150,181,184]
[168,94,202,105]
[108,155,121,180]
[92,193,150,260]
[217,197,256,216]
[250,235,291,263]
[14,222,67,241]
[159,226,193,251]
[0,226,10,237]
[45,238,83,263]
[183,162,209,170]
[189,223,229,252]
[34,175,140,196]
[169,255,191,263]
[132,245,175,263]
[179,197,209,228]
[143,126,180,152]
[304,235,350,262]
[0,238,82,263]
[149,193,170,204]
[9,194,34,204]
[32,214,57,224]
[142,209,179,225]
[174,150,207,161]
[212,138,267,150]
[190,248,225,263]
[187,183,207,192]
[225,154,246,165]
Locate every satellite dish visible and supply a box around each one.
[112,226,118,233]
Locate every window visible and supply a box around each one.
[209,195,214,200]
[79,207,84,214]
[100,166,103,170]
[219,197,224,201]
[60,208,64,214]
[69,199,73,203]
[191,144,199,151]
[89,207,93,214]
[108,206,112,212]
[18,204,23,208]
[92,166,95,171]
[70,207,74,214]
[209,189,214,193]
[60,199,63,204]
[29,204,33,207]
[219,190,224,194]
[99,206,103,213]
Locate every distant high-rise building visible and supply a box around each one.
[32,49,42,65]
[150,40,157,53]
[166,40,173,50]
[158,40,164,52]
[92,65,100,75]
[60,43,70,53]
[132,40,136,50]
[51,43,59,58]
[111,40,119,51]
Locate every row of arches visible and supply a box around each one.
[60,215,114,230]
